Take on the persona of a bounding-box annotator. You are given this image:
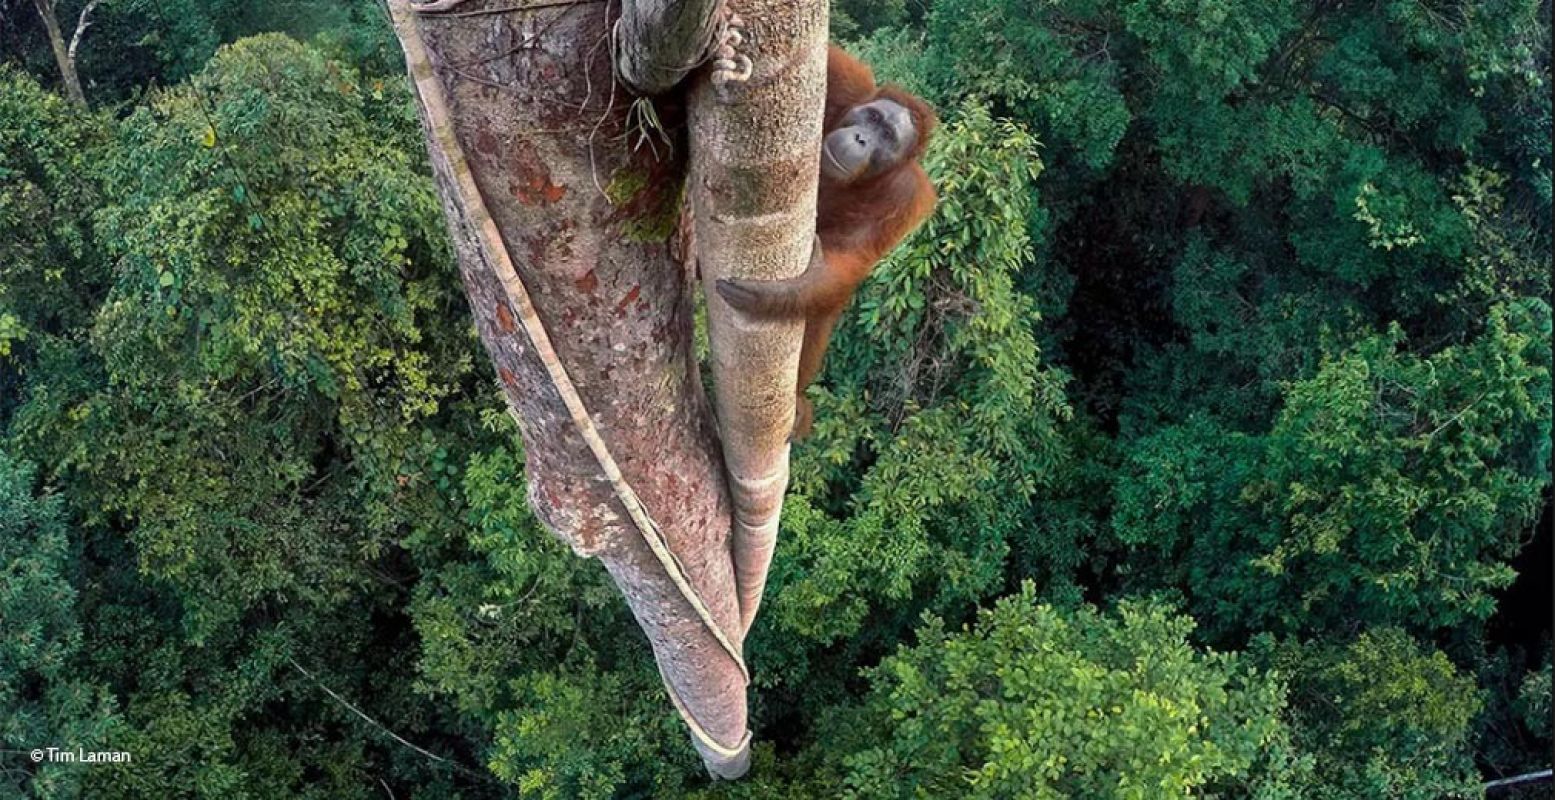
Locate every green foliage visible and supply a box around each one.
[485,667,698,800]
[1470,644,1554,787]
[23,0,400,104]
[1520,660,1552,740]
[0,67,109,368]
[0,453,117,799]
[411,442,704,799]
[5,37,493,799]
[855,1,1132,172]
[1269,630,1484,799]
[0,0,1550,796]
[829,0,907,41]
[825,586,1293,799]
[12,34,471,640]
[1111,301,1551,637]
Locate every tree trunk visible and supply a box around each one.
[614,0,722,95]
[387,0,750,778]
[31,0,85,106]
[690,0,827,633]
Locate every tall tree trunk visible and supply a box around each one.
[387,0,751,778]
[30,0,85,106]
[690,0,827,633]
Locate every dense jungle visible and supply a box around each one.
[1,0,1550,797]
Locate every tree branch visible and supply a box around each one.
[66,0,101,64]
[30,0,86,105]
[1485,769,1552,794]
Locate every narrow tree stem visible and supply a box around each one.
[31,0,86,105]
[689,0,828,634]
[1485,769,1552,793]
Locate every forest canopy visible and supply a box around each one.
[1,0,1550,797]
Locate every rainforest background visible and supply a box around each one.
[1,0,1550,797]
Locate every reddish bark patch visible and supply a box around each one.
[498,366,516,386]
[495,302,516,332]
[510,139,567,206]
[615,285,641,317]
[574,270,598,294]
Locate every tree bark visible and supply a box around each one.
[614,0,722,95]
[30,0,85,106]
[690,0,827,633]
[387,0,750,778]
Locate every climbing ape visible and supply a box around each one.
[716,45,937,439]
